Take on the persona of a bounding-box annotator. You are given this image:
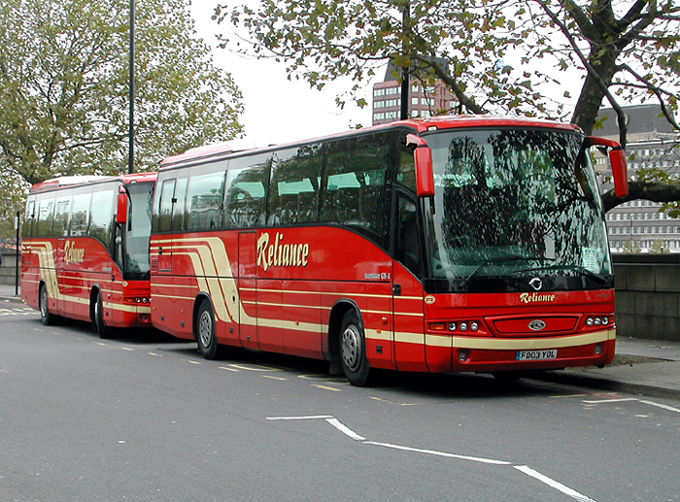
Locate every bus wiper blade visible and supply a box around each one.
[514,264,609,285]
[462,255,553,287]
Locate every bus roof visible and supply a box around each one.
[160,115,584,170]
[30,172,158,194]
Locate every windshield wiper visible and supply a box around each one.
[462,255,555,287]
[513,264,610,285]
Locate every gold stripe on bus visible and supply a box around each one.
[152,283,199,290]
[152,293,198,301]
[385,329,616,350]
[364,329,392,342]
[103,302,152,314]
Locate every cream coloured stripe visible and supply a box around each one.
[379,329,616,350]
[153,293,198,301]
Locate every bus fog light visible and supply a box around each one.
[586,318,594,327]
[595,344,603,355]
[460,322,468,332]
[448,322,457,331]
[459,350,469,362]
[470,322,479,331]
[602,317,609,325]
[594,318,602,326]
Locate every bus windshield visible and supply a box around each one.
[424,128,611,292]
[123,182,154,279]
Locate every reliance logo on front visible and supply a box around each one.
[257,232,310,272]
[519,292,556,304]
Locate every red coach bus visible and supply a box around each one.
[150,116,628,385]
[22,173,157,337]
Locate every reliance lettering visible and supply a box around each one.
[257,232,310,272]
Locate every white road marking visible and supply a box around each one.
[365,441,511,466]
[514,465,596,502]
[583,397,680,414]
[266,415,334,421]
[639,400,680,414]
[582,398,637,404]
[325,418,365,441]
[266,415,597,501]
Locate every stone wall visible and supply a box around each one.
[614,254,680,341]
[0,251,19,287]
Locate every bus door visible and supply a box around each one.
[392,194,426,372]
[238,231,259,350]
[156,178,177,272]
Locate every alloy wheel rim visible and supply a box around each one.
[341,325,361,372]
[199,311,212,348]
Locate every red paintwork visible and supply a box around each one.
[150,226,615,374]
[150,116,616,374]
[21,174,156,328]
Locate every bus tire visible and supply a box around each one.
[339,310,372,386]
[94,291,113,339]
[39,283,55,326]
[196,299,218,360]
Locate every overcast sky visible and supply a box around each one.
[189,2,377,148]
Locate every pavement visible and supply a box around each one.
[1,283,679,400]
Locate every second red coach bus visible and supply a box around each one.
[149,116,628,385]
[22,173,157,337]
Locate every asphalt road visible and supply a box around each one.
[1,304,679,502]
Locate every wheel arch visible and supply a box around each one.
[327,299,362,366]
[192,292,213,341]
[89,285,102,324]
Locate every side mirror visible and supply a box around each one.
[406,134,435,197]
[587,136,629,198]
[116,187,129,225]
[609,147,629,198]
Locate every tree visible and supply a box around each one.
[0,0,243,191]
[622,238,642,254]
[650,239,670,254]
[218,0,679,210]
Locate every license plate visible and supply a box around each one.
[516,349,558,361]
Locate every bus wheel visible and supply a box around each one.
[196,300,218,360]
[340,310,372,386]
[93,292,113,339]
[39,284,55,326]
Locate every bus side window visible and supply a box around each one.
[89,187,115,248]
[157,179,176,233]
[23,200,35,237]
[69,191,91,237]
[172,177,187,232]
[225,153,270,228]
[36,196,55,236]
[396,196,421,276]
[321,134,389,245]
[268,147,321,226]
[186,170,226,231]
[53,195,72,236]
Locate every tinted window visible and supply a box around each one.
[53,196,72,236]
[397,148,416,192]
[89,186,115,247]
[396,196,421,276]
[173,177,188,232]
[321,134,391,243]
[157,179,176,233]
[186,169,226,231]
[23,199,35,237]
[36,196,55,236]
[70,191,91,236]
[268,145,322,225]
[225,153,271,228]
